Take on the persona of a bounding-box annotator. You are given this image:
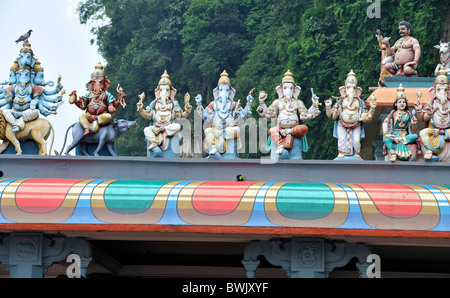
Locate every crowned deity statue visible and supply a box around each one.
[137,70,192,157]
[382,84,419,162]
[69,62,127,136]
[0,40,64,134]
[257,70,321,159]
[381,20,421,76]
[325,70,377,159]
[415,67,450,161]
[195,70,253,159]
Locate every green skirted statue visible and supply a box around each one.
[382,84,419,162]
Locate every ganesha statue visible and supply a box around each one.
[415,67,450,162]
[257,70,320,159]
[325,70,377,160]
[137,70,192,158]
[195,70,252,159]
[65,62,129,156]
[69,62,127,136]
[0,39,64,155]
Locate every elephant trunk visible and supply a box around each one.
[242,241,263,278]
[347,89,356,105]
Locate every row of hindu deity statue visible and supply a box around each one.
[0,31,449,162]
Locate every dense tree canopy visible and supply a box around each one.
[78,0,448,159]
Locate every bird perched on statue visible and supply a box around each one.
[15,30,32,44]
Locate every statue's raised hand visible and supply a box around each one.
[195,94,202,107]
[246,94,254,105]
[185,92,192,109]
[137,92,146,111]
[55,84,63,94]
[381,37,391,46]
[413,99,422,111]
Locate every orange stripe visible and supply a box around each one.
[0,223,449,239]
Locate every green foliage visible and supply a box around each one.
[78,0,448,159]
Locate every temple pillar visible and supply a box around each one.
[0,233,92,278]
[242,238,372,278]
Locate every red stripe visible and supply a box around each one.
[192,181,255,215]
[15,179,83,213]
[355,183,421,218]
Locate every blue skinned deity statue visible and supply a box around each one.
[0,40,64,133]
[195,70,253,159]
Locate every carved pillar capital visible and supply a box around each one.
[242,238,372,278]
[0,233,92,278]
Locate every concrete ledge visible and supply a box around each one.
[0,155,449,185]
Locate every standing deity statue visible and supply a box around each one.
[382,84,419,162]
[69,62,127,136]
[381,20,421,76]
[137,70,192,157]
[415,67,450,161]
[195,70,253,159]
[257,70,320,159]
[325,70,377,159]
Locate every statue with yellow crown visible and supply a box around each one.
[325,70,377,159]
[382,84,419,162]
[60,62,136,156]
[137,70,192,158]
[414,67,450,162]
[195,70,253,159]
[69,62,127,136]
[257,70,321,159]
[0,38,64,155]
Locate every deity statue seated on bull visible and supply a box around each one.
[414,67,450,162]
[381,20,421,77]
[0,39,64,155]
[137,70,192,158]
[61,62,136,156]
[195,70,253,159]
[382,84,420,162]
[325,70,377,160]
[257,70,321,160]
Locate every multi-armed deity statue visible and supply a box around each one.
[195,70,253,159]
[0,39,64,155]
[257,70,321,159]
[325,70,377,159]
[69,62,127,136]
[63,62,134,156]
[381,20,421,76]
[137,70,192,158]
[415,67,450,162]
[382,84,419,162]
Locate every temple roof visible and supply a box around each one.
[1,155,450,245]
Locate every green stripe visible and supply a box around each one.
[104,180,170,214]
[276,183,335,220]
